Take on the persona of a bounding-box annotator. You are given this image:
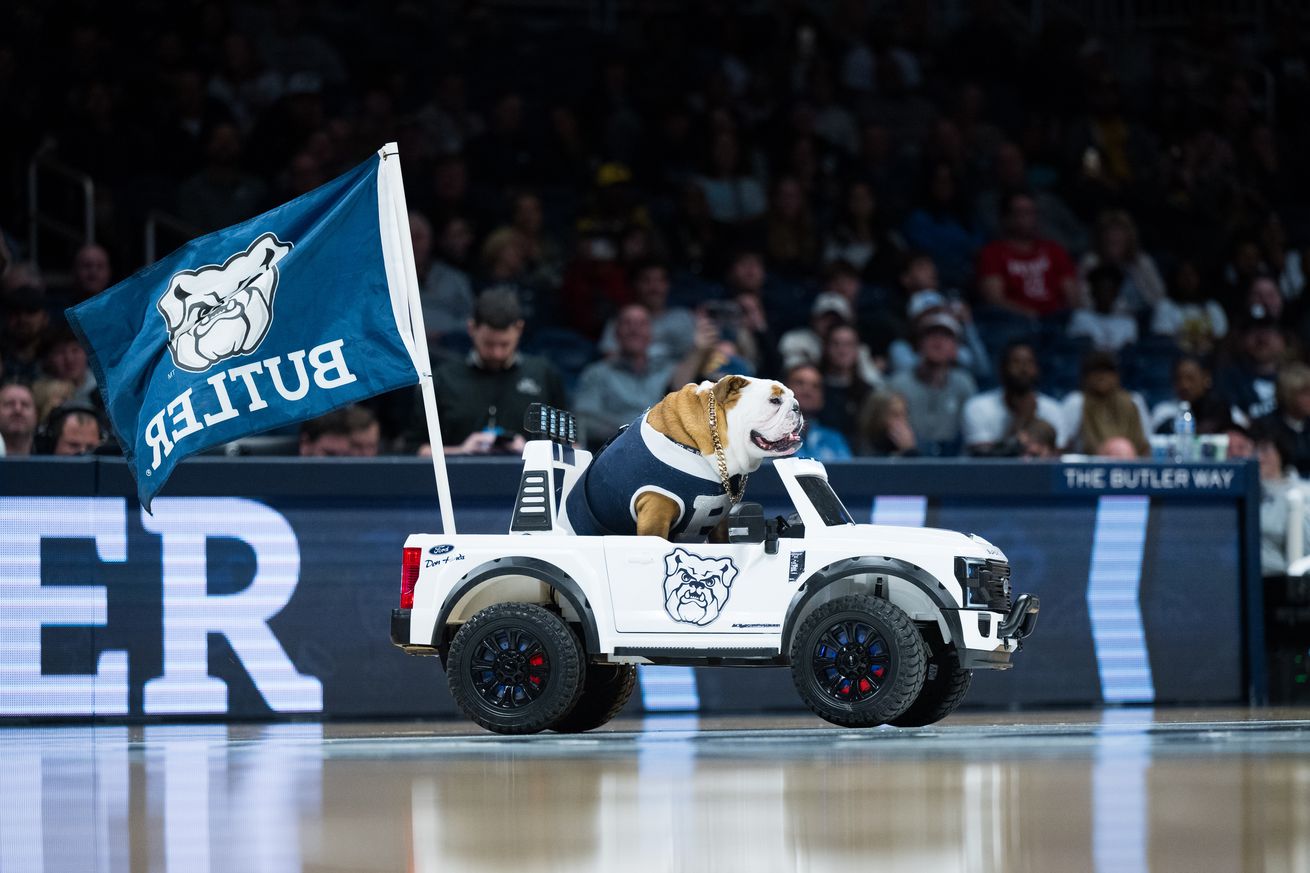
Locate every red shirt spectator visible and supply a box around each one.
[978,192,1078,317]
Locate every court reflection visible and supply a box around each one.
[0,713,1307,873]
[0,723,325,873]
[401,716,1310,873]
[407,743,1020,873]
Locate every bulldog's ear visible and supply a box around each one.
[159,284,186,329]
[713,375,751,410]
[664,548,688,576]
[716,558,738,588]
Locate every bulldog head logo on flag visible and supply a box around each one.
[157,232,294,372]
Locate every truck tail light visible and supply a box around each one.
[400,547,421,609]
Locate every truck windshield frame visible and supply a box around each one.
[796,475,855,526]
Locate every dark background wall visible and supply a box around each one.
[0,456,1260,721]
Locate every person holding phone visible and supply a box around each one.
[409,287,565,455]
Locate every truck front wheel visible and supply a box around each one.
[789,594,926,728]
[889,626,973,727]
[446,603,585,735]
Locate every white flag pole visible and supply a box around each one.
[378,143,458,534]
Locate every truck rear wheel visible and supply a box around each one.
[550,663,637,733]
[789,594,925,728]
[889,626,973,727]
[446,603,584,735]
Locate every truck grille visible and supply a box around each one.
[956,557,1012,611]
[973,560,1012,611]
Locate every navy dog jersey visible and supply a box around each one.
[565,415,734,540]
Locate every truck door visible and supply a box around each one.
[602,537,790,634]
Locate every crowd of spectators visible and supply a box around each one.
[6,2,1310,470]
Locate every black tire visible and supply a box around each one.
[889,626,973,727]
[789,594,926,728]
[446,603,585,735]
[550,663,637,733]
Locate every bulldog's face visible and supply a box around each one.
[709,375,804,459]
[158,232,293,372]
[663,548,737,626]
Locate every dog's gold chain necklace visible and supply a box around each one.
[707,390,747,504]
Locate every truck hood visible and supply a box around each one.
[823,524,1007,562]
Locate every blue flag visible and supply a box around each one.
[67,146,425,508]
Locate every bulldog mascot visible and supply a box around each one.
[564,375,804,541]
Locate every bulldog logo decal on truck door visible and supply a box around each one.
[663,548,738,626]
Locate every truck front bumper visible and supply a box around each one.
[998,593,1040,640]
[952,594,1041,670]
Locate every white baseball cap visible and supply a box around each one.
[811,292,854,321]
[906,290,947,319]
[916,311,961,338]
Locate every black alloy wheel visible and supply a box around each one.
[790,594,926,728]
[811,617,892,703]
[447,602,584,735]
[469,627,551,709]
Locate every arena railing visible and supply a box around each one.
[26,146,96,268]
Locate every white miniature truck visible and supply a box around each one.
[391,405,1039,734]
